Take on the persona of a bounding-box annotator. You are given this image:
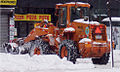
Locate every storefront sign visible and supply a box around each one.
[0,0,17,6]
[14,14,51,21]
[9,17,15,42]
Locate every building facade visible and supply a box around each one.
[0,0,17,52]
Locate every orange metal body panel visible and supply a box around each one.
[78,43,110,58]
[24,23,56,43]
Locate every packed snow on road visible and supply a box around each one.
[0,50,120,72]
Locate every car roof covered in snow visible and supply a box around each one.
[102,17,120,22]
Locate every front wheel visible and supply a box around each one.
[59,40,78,64]
[92,53,110,65]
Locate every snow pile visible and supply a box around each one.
[74,19,100,25]
[102,17,120,22]
[64,27,75,32]
[79,38,92,43]
[0,50,120,72]
[0,54,94,72]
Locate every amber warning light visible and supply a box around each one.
[95,27,102,33]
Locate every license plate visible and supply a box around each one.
[95,35,102,39]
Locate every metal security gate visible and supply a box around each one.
[0,13,9,52]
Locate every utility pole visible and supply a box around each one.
[107,0,114,68]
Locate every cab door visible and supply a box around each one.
[57,7,67,36]
[58,7,67,28]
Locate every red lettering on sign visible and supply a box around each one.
[39,16,44,20]
[39,16,49,21]
[15,15,24,20]
[26,15,37,20]
[46,16,49,20]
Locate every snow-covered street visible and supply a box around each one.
[0,50,120,72]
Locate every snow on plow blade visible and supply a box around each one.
[2,43,19,54]
[2,38,53,56]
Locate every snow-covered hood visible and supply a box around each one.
[92,42,107,44]
[74,19,100,25]
[79,38,107,44]
[79,38,92,43]
[64,27,75,32]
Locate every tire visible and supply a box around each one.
[92,53,110,65]
[59,40,78,64]
[29,39,50,57]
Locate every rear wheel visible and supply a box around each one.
[59,40,78,64]
[92,53,110,65]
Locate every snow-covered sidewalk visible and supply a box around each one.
[0,50,120,72]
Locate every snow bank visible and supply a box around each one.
[64,27,75,32]
[0,54,94,72]
[79,38,92,43]
[74,19,100,25]
[102,17,120,22]
[0,50,120,72]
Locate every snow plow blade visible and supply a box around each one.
[2,42,19,54]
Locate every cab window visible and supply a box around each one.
[70,7,89,22]
[58,7,67,28]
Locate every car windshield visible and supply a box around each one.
[70,7,89,22]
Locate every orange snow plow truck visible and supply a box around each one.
[3,2,114,64]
